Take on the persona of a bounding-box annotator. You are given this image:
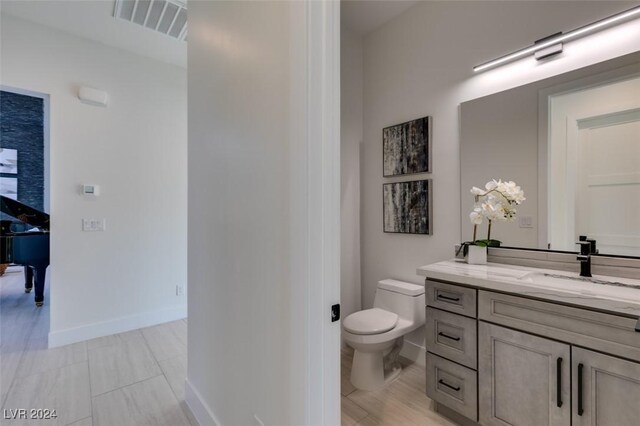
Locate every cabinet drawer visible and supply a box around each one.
[426,307,477,369]
[426,280,477,318]
[479,291,640,361]
[426,353,478,422]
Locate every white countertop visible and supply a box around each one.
[417,260,640,318]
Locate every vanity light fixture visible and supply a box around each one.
[473,5,640,72]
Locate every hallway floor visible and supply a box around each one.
[0,268,194,426]
[3,267,453,426]
[341,347,455,426]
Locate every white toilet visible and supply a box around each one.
[343,279,425,391]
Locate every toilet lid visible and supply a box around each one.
[343,308,398,335]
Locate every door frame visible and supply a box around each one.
[288,1,341,424]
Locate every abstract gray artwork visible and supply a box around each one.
[383,179,432,234]
[383,116,431,176]
[0,177,18,200]
[0,148,18,174]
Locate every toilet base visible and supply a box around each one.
[350,339,403,391]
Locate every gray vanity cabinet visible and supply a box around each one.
[572,347,640,426]
[478,322,571,426]
[425,277,640,426]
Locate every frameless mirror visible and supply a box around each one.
[460,51,640,257]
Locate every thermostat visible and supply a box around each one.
[82,185,100,196]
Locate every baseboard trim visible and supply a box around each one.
[48,305,187,348]
[400,339,426,367]
[185,378,220,426]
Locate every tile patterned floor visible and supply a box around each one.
[2,267,454,425]
[0,269,194,426]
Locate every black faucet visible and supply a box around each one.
[576,236,594,277]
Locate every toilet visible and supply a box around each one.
[343,279,425,391]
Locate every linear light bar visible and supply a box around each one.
[473,5,640,73]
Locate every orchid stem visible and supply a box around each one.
[473,224,477,242]
[487,220,492,241]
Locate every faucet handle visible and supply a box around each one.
[576,241,592,256]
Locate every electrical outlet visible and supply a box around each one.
[176,285,185,296]
[82,218,106,232]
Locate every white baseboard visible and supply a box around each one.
[185,378,220,426]
[48,305,187,348]
[400,339,426,367]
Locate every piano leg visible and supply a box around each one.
[24,266,34,293]
[32,264,46,307]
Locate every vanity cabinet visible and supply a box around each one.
[424,278,640,426]
[478,322,570,426]
[572,348,640,425]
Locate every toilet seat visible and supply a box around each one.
[343,308,398,335]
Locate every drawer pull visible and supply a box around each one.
[437,294,460,302]
[556,357,563,408]
[577,363,584,416]
[438,332,461,342]
[438,379,461,392]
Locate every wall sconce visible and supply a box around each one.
[474,5,640,73]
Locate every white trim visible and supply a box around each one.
[288,1,341,424]
[537,64,640,250]
[185,379,220,426]
[48,305,186,347]
[399,340,427,367]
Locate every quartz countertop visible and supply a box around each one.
[417,260,640,318]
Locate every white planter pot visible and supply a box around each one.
[466,245,487,265]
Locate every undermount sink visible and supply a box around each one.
[519,271,640,290]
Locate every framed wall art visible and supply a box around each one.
[383,179,432,235]
[383,116,431,177]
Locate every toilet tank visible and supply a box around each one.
[373,279,425,324]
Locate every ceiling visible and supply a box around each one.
[342,0,419,36]
[1,0,417,67]
[1,0,187,68]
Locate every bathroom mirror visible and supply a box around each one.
[460,51,640,257]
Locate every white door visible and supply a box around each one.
[575,109,640,256]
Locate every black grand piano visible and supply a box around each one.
[0,195,50,306]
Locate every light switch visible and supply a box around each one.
[82,219,106,232]
[519,216,534,228]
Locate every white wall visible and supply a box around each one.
[341,25,363,323]
[187,1,341,424]
[360,1,640,363]
[1,14,188,346]
[186,2,291,425]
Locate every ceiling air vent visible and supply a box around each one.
[114,0,187,41]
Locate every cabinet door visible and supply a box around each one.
[573,347,640,426]
[479,322,570,426]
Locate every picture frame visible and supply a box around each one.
[383,116,431,177]
[383,179,432,235]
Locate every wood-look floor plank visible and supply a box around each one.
[342,396,368,426]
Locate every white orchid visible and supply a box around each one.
[469,179,525,242]
[469,207,483,225]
